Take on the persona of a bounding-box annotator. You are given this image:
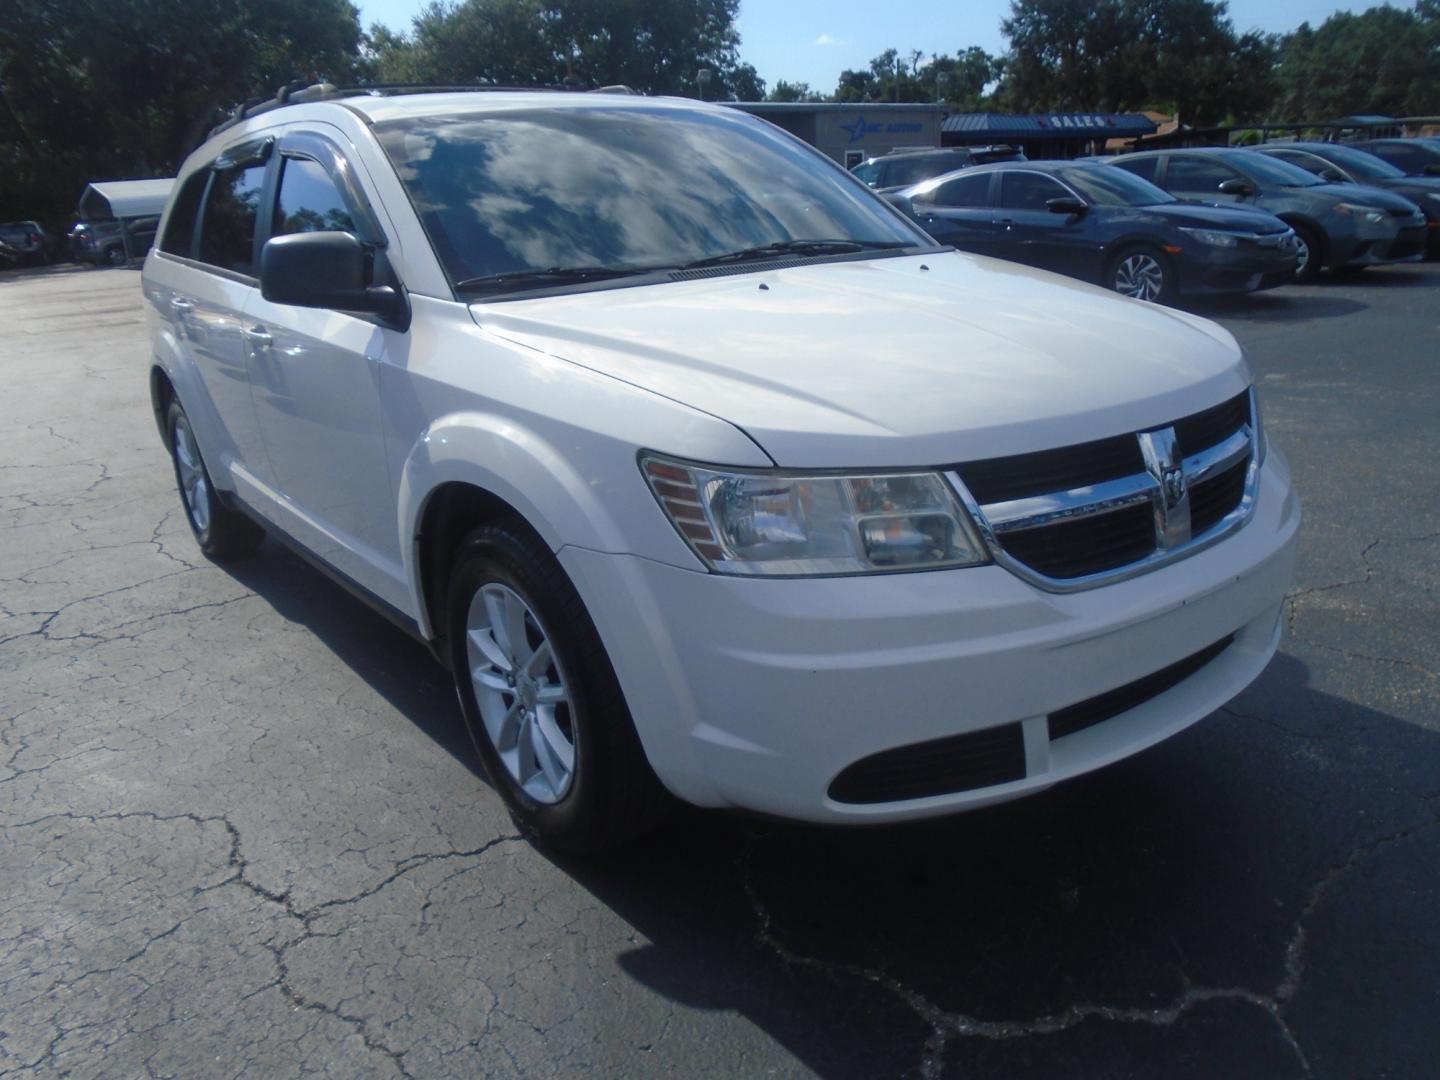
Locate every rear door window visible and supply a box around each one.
[1111,156,1159,182]
[1165,156,1240,195]
[930,172,992,207]
[160,169,211,258]
[197,163,267,275]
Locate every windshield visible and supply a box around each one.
[375,106,931,293]
[1307,144,1405,180]
[1057,166,1175,206]
[1231,152,1324,187]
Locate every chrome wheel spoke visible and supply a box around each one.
[524,640,553,678]
[485,587,530,665]
[485,699,522,751]
[530,711,570,795]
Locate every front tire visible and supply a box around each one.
[105,245,127,266]
[1290,223,1324,282]
[166,399,263,560]
[446,520,668,852]
[1106,246,1174,304]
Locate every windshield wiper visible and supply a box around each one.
[678,238,911,270]
[455,264,671,295]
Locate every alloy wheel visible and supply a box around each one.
[465,582,577,804]
[1112,252,1166,302]
[1293,234,1311,277]
[171,414,211,532]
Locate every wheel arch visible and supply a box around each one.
[398,411,683,643]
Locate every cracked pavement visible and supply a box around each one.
[1,262,1437,1078]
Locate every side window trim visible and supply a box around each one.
[274,131,387,248]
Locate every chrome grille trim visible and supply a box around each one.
[947,388,1261,593]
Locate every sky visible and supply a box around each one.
[354,0,1396,94]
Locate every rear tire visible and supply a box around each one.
[446,520,669,853]
[1105,245,1174,304]
[105,246,127,266]
[165,399,264,560]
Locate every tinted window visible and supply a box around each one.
[852,161,881,186]
[376,107,928,294]
[197,163,266,274]
[1265,149,1327,175]
[1111,156,1159,182]
[1058,165,1173,206]
[887,154,960,188]
[273,157,356,236]
[1308,144,1403,180]
[930,172,991,207]
[1363,143,1432,173]
[160,169,210,257]
[1231,152,1323,187]
[1165,156,1238,193]
[999,172,1069,210]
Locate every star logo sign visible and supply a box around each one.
[841,115,874,144]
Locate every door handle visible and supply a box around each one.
[169,297,194,312]
[242,326,272,349]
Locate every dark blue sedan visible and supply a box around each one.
[897,161,1299,304]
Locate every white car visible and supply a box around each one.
[142,87,1300,851]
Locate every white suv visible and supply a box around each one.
[143,87,1300,851]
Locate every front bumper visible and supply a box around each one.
[1180,244,1297,294]
[562,450,1301,824]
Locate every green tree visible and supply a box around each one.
[767,80,826,103]
[1273,3,1440,120]
[0,0,362,222]
[369,0,757,98]
[997,0,1277,125]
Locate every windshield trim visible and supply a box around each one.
[462,245,947,304]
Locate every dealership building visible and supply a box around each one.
[732,103,1158,164]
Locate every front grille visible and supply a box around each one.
[1189,458,1249,535]
[957,434,1143,505]
[1047,634,1235,741]
[1000,502,1156,579]
[1173,394,1250,456]
[953,392,1255,586]
[828,722,1026,804]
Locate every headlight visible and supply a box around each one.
[641,455,990,576]
[1334,203,1386,224]
[1178,227,1239,248]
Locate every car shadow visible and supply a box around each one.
[219,543,1439,1077]
[1180,289,1367,323]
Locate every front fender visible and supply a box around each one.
[397,412,716,639]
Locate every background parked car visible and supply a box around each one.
[851,145,1024,192]
[0,221,62,265]
[1107,147,1427,281]
[69,217,160,265]
[1253,142,1440,258]
[902,160,1297,304]
[1347,137,1440,178]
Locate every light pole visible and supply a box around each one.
[696,68,713,101]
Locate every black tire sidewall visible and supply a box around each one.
[446,528,603,846]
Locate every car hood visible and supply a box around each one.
[470,252,1250,468]
[1140,202,1290,232]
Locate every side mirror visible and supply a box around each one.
[1217,177,1255,196]
[260,231,407,326]
[1046,196,1087,215]
[1319,168,1349,183]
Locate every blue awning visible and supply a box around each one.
[941,113,1158,139]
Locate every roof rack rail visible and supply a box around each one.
[203,79,636,144]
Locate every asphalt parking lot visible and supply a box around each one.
[1,260,1436,1079]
